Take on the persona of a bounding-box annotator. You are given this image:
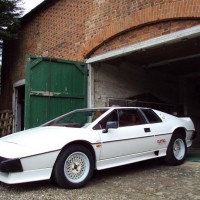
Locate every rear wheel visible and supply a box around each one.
[165,133,187,165]
[53,145,94,189]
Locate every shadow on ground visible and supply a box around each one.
[187,147,200,162]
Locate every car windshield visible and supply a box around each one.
[44,109,108,128]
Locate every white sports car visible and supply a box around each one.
[0,107,196,189]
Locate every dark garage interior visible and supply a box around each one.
[92,34,200,146]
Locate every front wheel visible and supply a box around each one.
[165,133,187,165]
[53,145,94,189]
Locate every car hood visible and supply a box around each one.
[0,126,98,159]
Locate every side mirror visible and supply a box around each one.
[103,121,118,133]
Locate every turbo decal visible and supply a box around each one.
[157,139,166,145]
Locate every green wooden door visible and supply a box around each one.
[25,56,88,129]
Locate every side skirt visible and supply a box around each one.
[96,149,167,170]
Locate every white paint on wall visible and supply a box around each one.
[93,62,178,107]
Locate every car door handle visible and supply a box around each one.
[144,128,151,132]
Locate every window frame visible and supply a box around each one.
[118,108,147,127]
[140,108,162,124]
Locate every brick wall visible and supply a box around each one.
[91,20,200,56]
[9,0,200,62]
[1,0,200,109]
[85,0,200,57]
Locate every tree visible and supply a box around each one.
[0,0,24,48]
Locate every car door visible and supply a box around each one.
[98,108,156,160]
[140,108,171,150]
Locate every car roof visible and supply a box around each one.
[80,107,151,111]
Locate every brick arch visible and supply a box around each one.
[83,0,200,58]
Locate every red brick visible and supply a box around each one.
[1,0,200,110]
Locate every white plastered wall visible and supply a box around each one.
[92,62,178,107]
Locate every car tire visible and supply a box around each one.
[53,145,94,189]
[165,133,187,166]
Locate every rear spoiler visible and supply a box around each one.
[179,117,192,122]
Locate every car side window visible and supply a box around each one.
[119,109,145,127]
[141,109,162,123]
[93,110,118,130]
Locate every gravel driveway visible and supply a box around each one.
[0,159,200,200]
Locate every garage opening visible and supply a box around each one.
[87,25,200,146]
[13,80,25,132]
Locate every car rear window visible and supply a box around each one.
[141,109,162,123]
